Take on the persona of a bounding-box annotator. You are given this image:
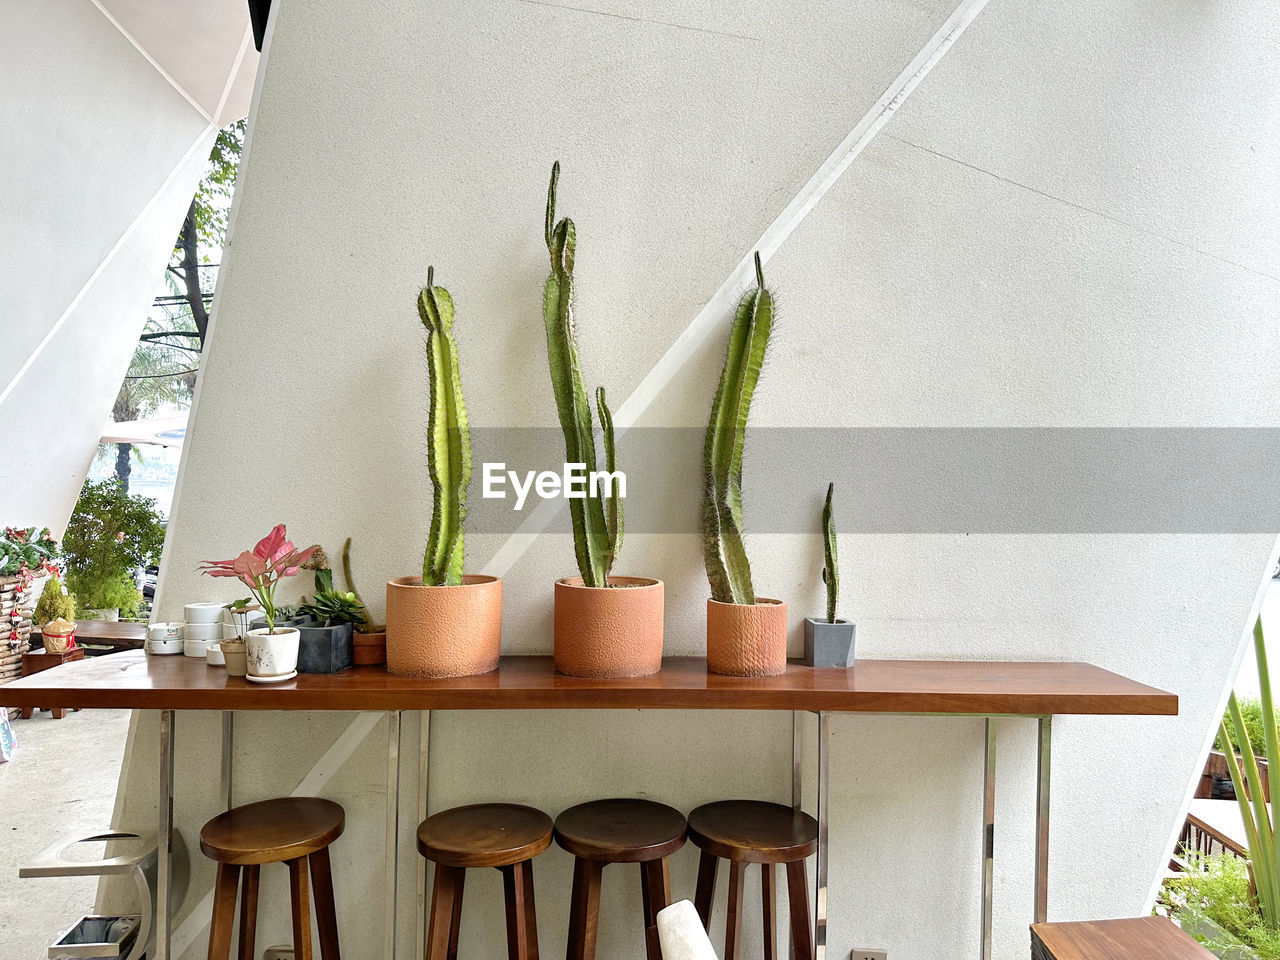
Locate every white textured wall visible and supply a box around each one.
[0,0,254,530]
[126,0,1280,957]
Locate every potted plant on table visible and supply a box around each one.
[296,550,366,674]
[703,253,786,677]
[342,538,387,665]
[61,481,164,621]
[34,576,77,652]
[385,267,503,678]
[201,525,315,683]
[803,484,855,668]
[541,162,663,678]
[219,598,259,678]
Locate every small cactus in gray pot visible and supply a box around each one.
[805,482,855,668]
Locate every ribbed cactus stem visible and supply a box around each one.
[542,161,620,587]
[419,265,472,587]
[822,482,838,623]
[703,252,774,605]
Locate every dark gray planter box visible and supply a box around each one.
[296,621,354,674]
[803,618,855,668]
[249,614,312,632]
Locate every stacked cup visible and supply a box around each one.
[183,602,226,659]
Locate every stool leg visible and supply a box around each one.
[565,858,603,960]
[288,856,314,960]
[19,707,31,720]
[785,860,814,960]
[207,862,240,960]
[237,864,259,960]
[723,861,745,960]
[761,863,776,960]
[639,859,670,960]
[693,852,718,931]
[426,864,465,960]
[309,848,341,960]
[501,860,538,960]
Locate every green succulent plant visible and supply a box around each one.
[299,590,367,628]
[702,253,774,605]
[541,161,623,588]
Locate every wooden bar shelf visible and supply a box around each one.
[0,650,1176,716]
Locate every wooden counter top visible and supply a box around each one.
[0,651,1177,716]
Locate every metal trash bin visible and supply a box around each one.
[47,915,140,959]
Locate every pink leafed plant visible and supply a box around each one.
[200,524,315,633]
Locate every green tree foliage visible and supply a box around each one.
[62,481,166,616]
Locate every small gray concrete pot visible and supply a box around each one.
[803,618,855,668]
[296,621,355,674]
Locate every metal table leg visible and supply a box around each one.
[156,709,175,960]
[386,711,402,960]
[220,711,234,811]
[1034,716,1052,923]
[980,719,996,960]
[815,711,830,960]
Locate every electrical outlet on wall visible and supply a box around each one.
[852,951,888,960]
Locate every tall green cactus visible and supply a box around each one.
[542,161,623,587]
[822,482,838,623]
[703,253,774,605]
[419,266,472,587]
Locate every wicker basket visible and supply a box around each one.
[1,572,46,718]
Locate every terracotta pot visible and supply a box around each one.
[353,628,387,666]
[385,576,502,678]
[706,597,788,677]
[554,577,664,678]
[220,641,248,678]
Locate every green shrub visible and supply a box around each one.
[62,480,165,616]
[1216,698,1266,754]
[1170,853,1280,959]
[33,578,76,626]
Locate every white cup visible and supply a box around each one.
[184,621,223,641]
[184,602,227,624]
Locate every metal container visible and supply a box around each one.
[48,915,140,959]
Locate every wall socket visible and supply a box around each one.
[852,951,888,960]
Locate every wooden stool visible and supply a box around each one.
[417,803,553,960]
[554,798,687,960]
[199,797,344,960]
[687,800,817,960]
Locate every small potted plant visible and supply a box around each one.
[297,581,365,674]
[218,598,260,677]
[342,538,387,666]
[804,483,855,668]
[703,253,786,677]
[34,576,77,637]
[201,525,315,683]
[385,267,502,678]
[541,162,663,678]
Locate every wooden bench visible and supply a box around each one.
[1031,918,1213,959]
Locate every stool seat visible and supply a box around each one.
[687,800,817,863]
[555,798,687,862]
[200,797,344,866]
[417,803,553,868]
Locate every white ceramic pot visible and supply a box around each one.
[206,643,226,666]
[184,638,214,658]
[184,621,222,641]
[184,602,226,624]
[246,627,300,679]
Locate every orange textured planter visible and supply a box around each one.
[554,576,664,678]
[706,597,788,677]
[386,576,502,678]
